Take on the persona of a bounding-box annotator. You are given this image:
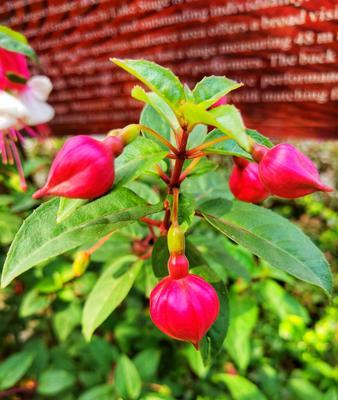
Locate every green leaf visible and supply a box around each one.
[132,86,180,131]
[1,188,163,287]
[193,76,243,108]
[151,236,168,278]
[246,129,273,148]
[202,129,250,158]
[112,58,184,108]
[19,288,52,317]
[134,348,161,381]
[213,374,268,400]
[198,199,332,295]
[0,351,35,390]
[38,369,75,395]
[257,279,309,322]
[115,137,167,187]
[183,345,209,378]
[140,104,171,143]
[53,302,82,342]
[0,211,21,245]
[115,355,142,400]
[79,385,115,400]
[0,25,37,60]
[187,124,208,149]
[180,103,249,151]
[82,257,141,340]
[224,294,258,371]
[57,198,87,223]
[200,282,229,365]
[288,377,324,400]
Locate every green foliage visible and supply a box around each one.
[0,58,335,400]
[198,199,332,295]
[0,25,37,60]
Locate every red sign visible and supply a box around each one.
[1,0,337,139]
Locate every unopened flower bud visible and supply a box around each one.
[253,143,332,199]
[33,135,117,199]
[150,267,219,348]
[72,251,90,277]
[210,95,228,108]
[108,124,140,146]
[229,157,269,203]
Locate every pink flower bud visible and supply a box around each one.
[150,256,220,348]
[253,144,332,199]
[33,135,123,199]
[229,157,269,203]
[0,48,29,91]
[210,95,228,108]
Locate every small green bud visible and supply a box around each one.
[167,224,185,255]
[120,124,140,144]
[72,251,90,277]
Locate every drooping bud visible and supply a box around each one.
[253,143,332,199]
[150,267,220,348]
[72,251,90,277]
[0,48,30,91]
[229,157,269,203]
[33,135,118,199]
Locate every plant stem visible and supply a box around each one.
[155,165,170,183]
[141,217,162,227]
[138,124,178,154]
[179,157,202,183]
[86,232,113,255]
[187,135,230,156]
[171,187,179,227]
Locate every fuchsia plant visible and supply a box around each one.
[0,27,54,190]
[1,56,333,358]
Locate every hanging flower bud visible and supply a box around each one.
[150,255,220,348]
[253,143,332,199]
[0,48,30,91]
[229,157,269,203]
[33,135,121,199]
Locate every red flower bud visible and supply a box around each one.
[210,95,228,108]
[150,255,219,348]
[33,135,122,199]
[253,144,332,199]
[229,157,269,203]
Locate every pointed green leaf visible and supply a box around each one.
[132,86,180,131]
[1,188,163,287]
[115,137,167,187]
[0,351,35,390]
[224,294,258,371]
[198,199,332,295]
[112,58,184,108]
[213,374,268,400]
[0,25,37,61]
[140,104,171,143]
[82,257,141,340]
[115,355,142,400]
[193,76,243,108]
[180,103,249,151]
[200,282,229,365]
[57,198,87,223]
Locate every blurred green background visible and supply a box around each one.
[0,138,337,400]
